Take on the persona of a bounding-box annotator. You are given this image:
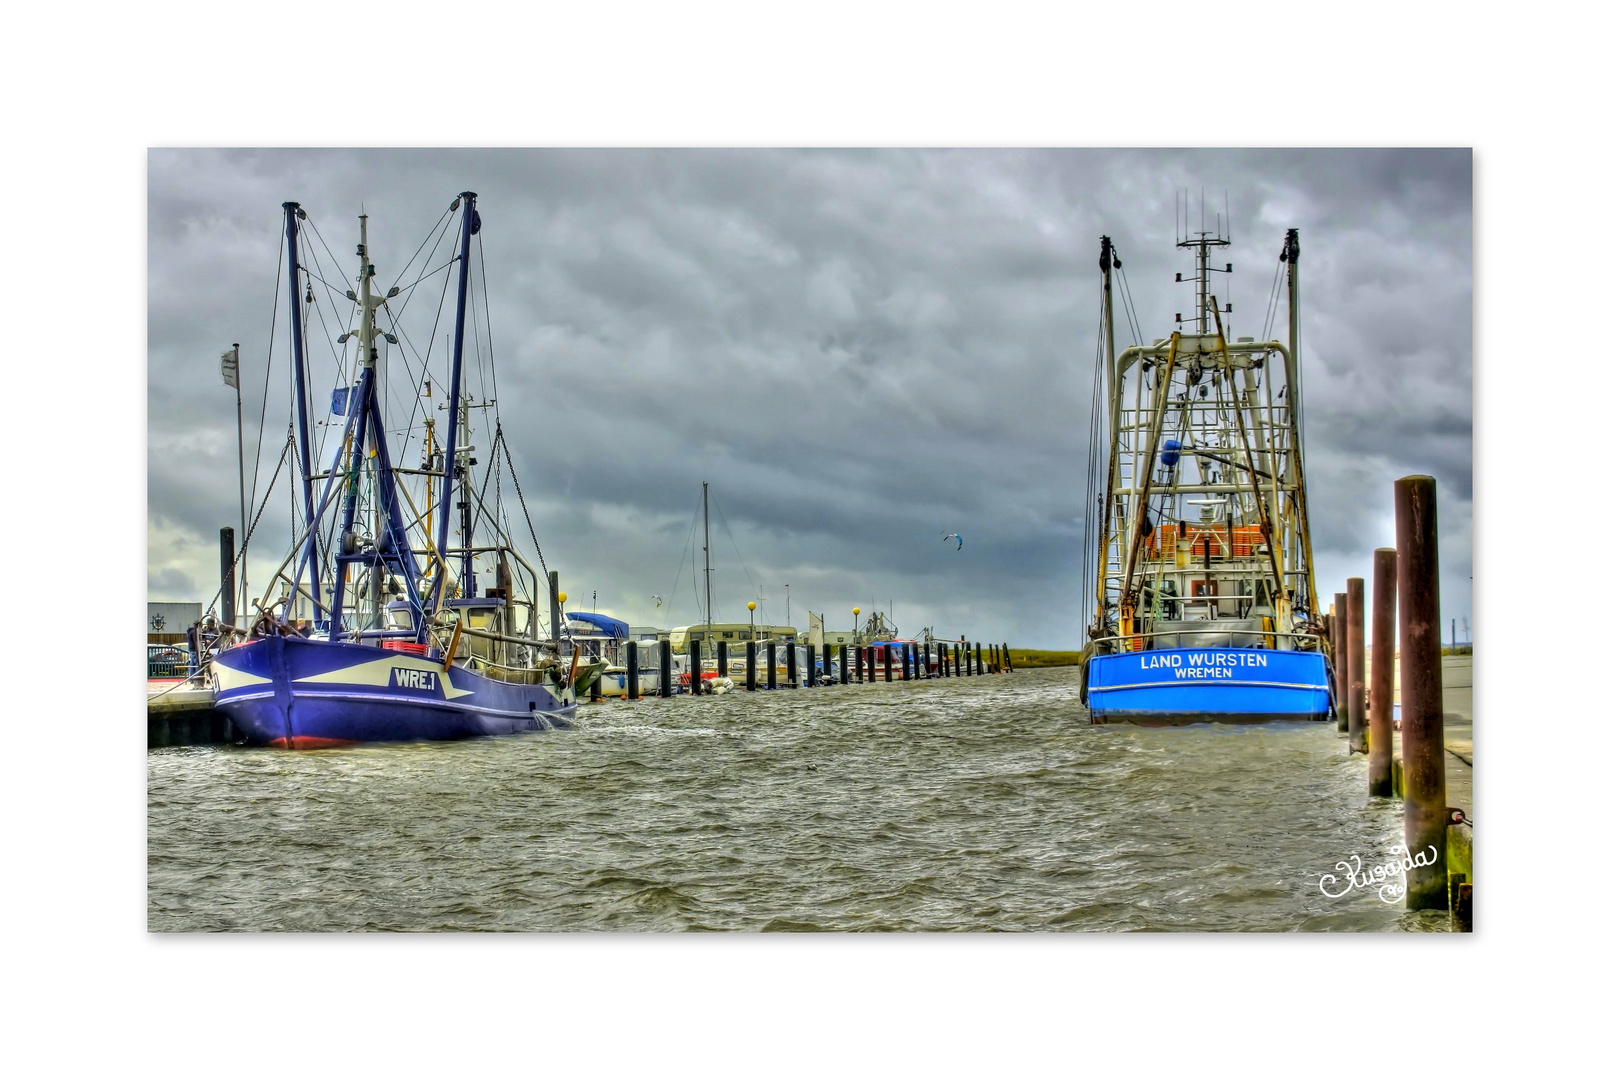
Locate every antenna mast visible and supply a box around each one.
[1177,190,1230,335]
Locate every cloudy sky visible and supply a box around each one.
[147,149,1471,648]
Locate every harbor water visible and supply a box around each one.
[148,666,1452,931]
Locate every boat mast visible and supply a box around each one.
[328,211,383,635]
[1281,228,1319,618]
[433,192,478,610]
[1095,236,1118,635]
[458,389,474,598]
[282,202,322,626]
[702,481,713,655]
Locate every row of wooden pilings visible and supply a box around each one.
[602,640,1016,699]
[1322,475,1467,922]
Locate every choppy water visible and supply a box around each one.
[148,666,1453,931]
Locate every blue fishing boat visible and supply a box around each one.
[1079,214,1331,724]
[209,193,600,747]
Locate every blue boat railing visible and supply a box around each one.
[1092,630,1323,654]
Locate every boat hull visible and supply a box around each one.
[212,635,576,747]
[1085,647,1331,725]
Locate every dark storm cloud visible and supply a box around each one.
[148,149,1472,644]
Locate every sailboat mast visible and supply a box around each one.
[434,191,478,608]
[282,202,322,625]
[702,481,713,649]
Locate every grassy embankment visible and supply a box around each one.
[1004,648,1080,668]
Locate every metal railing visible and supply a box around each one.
[1092,629,1322,653]
[147,643,192,678]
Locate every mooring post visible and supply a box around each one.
[1396,475,1447,910]
[901,644,911,681]
[660,639,673,697]
[767,641,778,690]
[1347,577,1367,754]
[956,642,963,676]
[219,526,237,628]
[822,643,833,685]
[1369,547,1396,795]
[717,641,729,688]
[837,644,847,684]
[941,644,949,678]
[1333,591,1348,732]
[746,640,757,691]
[626,640,640,700]
[853,643,863,683]
[975,642,982,675]
[590,673,602,702]
[883,644,893,682]
[786,639,799,688]
[1002,643,1012,672]
[688,638,702,694]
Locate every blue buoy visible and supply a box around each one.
[1161,439,1182,468]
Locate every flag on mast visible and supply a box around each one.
[220,349,239,389]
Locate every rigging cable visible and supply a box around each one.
[246,236,284,526]
[496,426,571,650]
[710,491,759,601]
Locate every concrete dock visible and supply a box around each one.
[147,680,234,748]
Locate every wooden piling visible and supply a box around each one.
[1347,577,1367,754]
[839,644,849,684]
[822,643,832,685]
[590,673,602,702]
[1396,475,1447,910]
[1369,547,1396,796]
[1333,591,1348,732]
[975,643,983,675]
[688,639,702,695]
[626,640,640,700]
[717,641,729,687]
[883,644,893,682]
[746,640,757,691]
[767,641,778,690]
[954,643,962,676]
[660,640,673,697]
[787,639,799,687]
